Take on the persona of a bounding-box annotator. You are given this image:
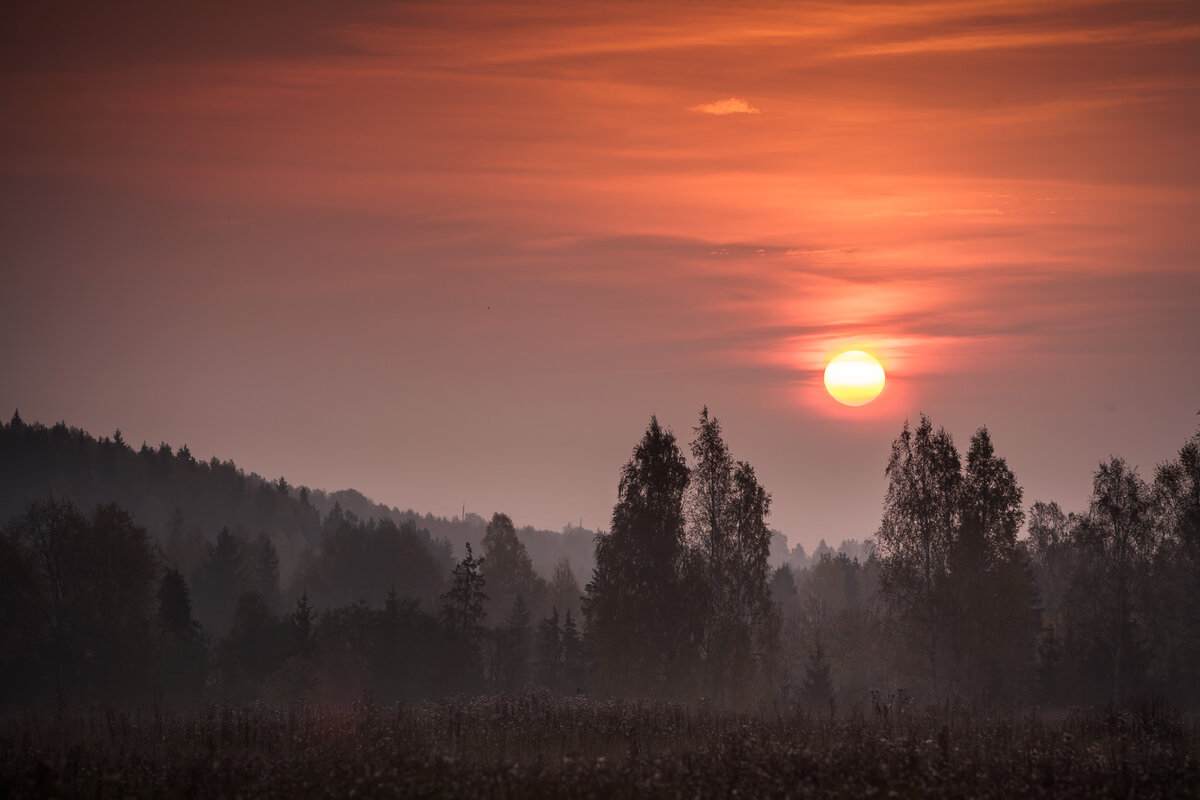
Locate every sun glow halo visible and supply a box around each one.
[824,350,886,406]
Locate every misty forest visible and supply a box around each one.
[1,408,1198,796]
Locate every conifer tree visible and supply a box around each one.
[441,543,487,643]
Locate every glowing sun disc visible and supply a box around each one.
[824,351,886,406]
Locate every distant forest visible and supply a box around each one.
[0,408,1196,712]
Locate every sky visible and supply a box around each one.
[2,0,1199,552]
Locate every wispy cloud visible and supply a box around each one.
[833,21,1200,59]
[689,97,761,115]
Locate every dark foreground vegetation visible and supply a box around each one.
[2,696,1197,798]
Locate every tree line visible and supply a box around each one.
[0,408,1196,710]
[0,496,587,708]
[0,411,591,586]
[772,414,1199,709]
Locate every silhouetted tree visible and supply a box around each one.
[493,596,532,692]
[294,516,445,611]
[876,414,961,698]
[442,543,487,638]
[535,607,562,691]
[441,543,487,690]
[802,641,834,709]
[1027,500,1078,634]
[683,408,779,704]
[561,609,585,693]
[959,428,1023,561]
[310,601,375,704]
[770,565,799,620]
[945,428,1037,700]
[585,416,691,698]
[687,407,737,699]
[193,527,245,636]
[1085,457,1153,704]
[248,532,282,613]
[153,567,205,705]
[217,591,285,702]
[373,588,442,704]
[158,567,198,641]
[0,498,157,707]
[481,513,544,621]
[3,497,91,702]
[549,557,583,620]
[1145,424,1200,704]
[728,459,779,700]
[291,592,314,659]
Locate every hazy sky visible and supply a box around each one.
[3,1,1198,551]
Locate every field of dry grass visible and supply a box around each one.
[2,694,1197,798]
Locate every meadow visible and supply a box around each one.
[2,695,1196,798]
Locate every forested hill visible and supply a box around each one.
[0,411,596,580]
[305,487,598,580]
[0,411,322,551]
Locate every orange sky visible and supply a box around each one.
[3,1,1199,550]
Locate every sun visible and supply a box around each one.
[824,350,886,406]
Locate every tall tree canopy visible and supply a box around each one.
[480,512,544,622]
[876,414,962,695]
[877,417,1037,700]
[686,408,777,704]
[585,416,691,697]
[1085,456,1153,704]
[1,498,157,707]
